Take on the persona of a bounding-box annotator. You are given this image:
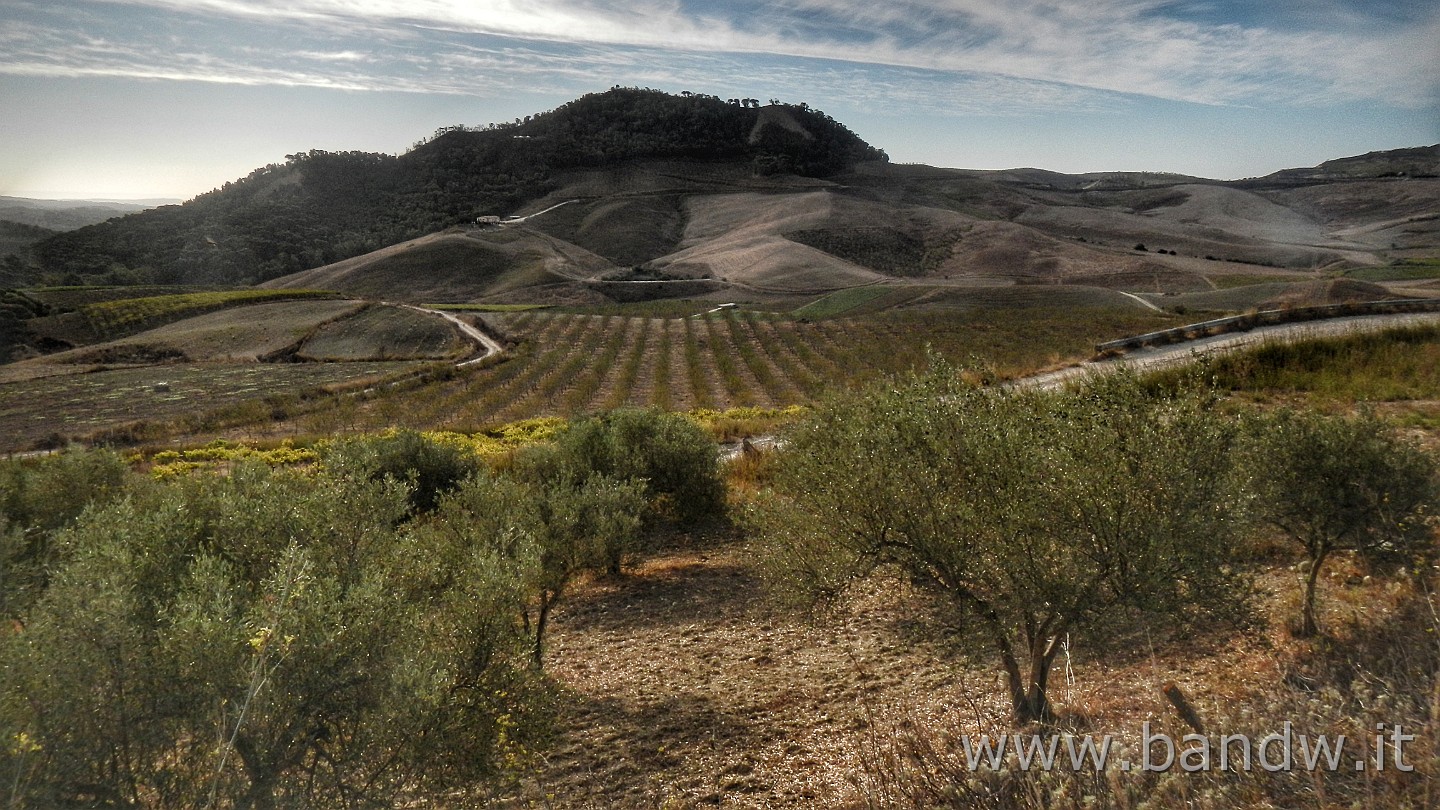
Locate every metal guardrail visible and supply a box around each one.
[1095,298,1440,355]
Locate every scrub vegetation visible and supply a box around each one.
[0,410,723,808]
[3,353,1437,808]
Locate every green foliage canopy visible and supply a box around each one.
[754,368,1249,722]
[1240,408,1439,636]
[0,462,549,808]
[518,407,726,527]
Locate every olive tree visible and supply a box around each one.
[754,369,1248,723]
[1241,408,1438,637]
[0,463,546,809]
[322,429,480,513]
[527,407,725,528]
[433,470,646,667]
[0,448,129,621]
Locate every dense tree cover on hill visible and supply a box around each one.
[0,289,48,354]
[28,89,887,288]
[0,220,58,265]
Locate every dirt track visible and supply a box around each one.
[400,304,504,366]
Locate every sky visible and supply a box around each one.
[1,0,1437,201]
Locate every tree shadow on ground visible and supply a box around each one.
[523,691,763,807]
[558,553,766,633]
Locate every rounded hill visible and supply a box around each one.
[29,89,887,291]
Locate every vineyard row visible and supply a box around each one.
[305,311,967,434]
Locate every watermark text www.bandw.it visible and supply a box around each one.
[960,722,1416,773]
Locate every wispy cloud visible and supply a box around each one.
[3,0,1437,110]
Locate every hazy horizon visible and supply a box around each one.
[3,1,1437,201]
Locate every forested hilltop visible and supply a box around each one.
[28,89,886,287]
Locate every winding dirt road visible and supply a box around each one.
[396,304,505,366]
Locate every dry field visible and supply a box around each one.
[295,304,468,361]
[11,298,365,368]
[0,361,417,450]
[262,229,612,303]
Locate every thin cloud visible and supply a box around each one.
[3,0,1436,109]
[290,50,370,62]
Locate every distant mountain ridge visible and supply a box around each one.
[0,197,166,233]
[1250,144,1440,185]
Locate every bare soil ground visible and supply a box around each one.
[701,316,776,409]
[685,319,729,410]
[0,361,416,451]
[623,320,665,409]
[506,537,980,808]
[497,531,1319,809]
[662,319,701,411]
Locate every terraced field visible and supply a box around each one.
[291,307,1177,434]
[0,361,416,449]
[77,289,338,339]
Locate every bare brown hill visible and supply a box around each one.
[512,159,839,267]
[643,188,1204,293]
[843,161,1435,272]
[1254,144,1439,184]
[244,144,1437,309]
[262,228,617,304]
[1262,180,1440,254]
[1009,185,1372,269]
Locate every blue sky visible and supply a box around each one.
[1,0,1436,200]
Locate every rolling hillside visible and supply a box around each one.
[262,228,616,304]
[8,88,1436,312]
[256,158,1431,306]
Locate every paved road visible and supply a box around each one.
[1018,311,1440,391]
[719,310,1440,460]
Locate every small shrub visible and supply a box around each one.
[324,429,481,513]
[1238,408,1439,636]
[434,469,646,664]
[518,407,725,526]
[0,448,130,620]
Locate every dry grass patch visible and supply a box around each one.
[295,304,468,360]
